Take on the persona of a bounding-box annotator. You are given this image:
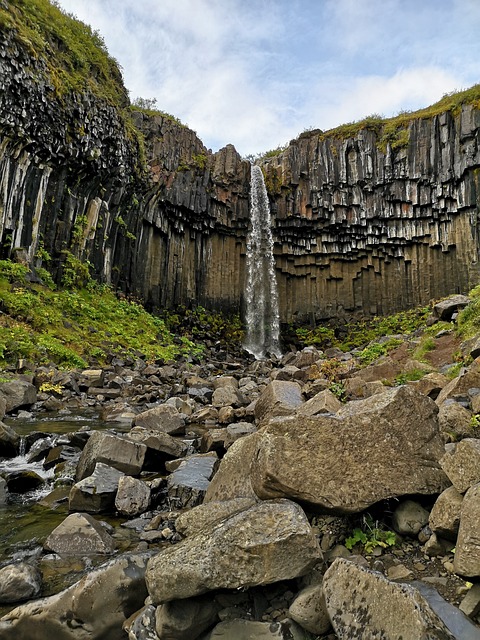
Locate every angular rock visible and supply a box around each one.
[145,499,321,604]
[454,483,480,577]
[69,462,124,513]
[123,605,159,640]
[44,512,115,555]
[0,421,20,457]
[323,558,456,639]
[0,380,37,413]
[127,426,188,468]
[204,432,261,503]
[115,475,151,516]
[440,438,480,493]
[133,404,186,435]
[288,583,331,635]
[252,386,449,513]
[296,388,342,416]
[429,486,464,541]
[438,401,473,440]
[5,470,45,494]
[392,499,430,536]
[0,552,151,639]
[167,453,219,509]
[175,497,258,537]
[224,421,257,447]
[460,583,480,619]
[0,563,42,604]
[436,361,480,406]
[348,355,400,383]
[75,430,146,481]
[409,372,449,400]
[155,594,220,640]
[78,368,104,389]
[212,386,242,408]
[254,380,303,422]
[433,295,471,321]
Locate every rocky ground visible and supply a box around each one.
[0,296,479,638]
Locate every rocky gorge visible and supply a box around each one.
[0,296,479,638]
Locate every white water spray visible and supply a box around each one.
[244,165,281,359]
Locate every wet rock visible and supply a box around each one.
[167,453,219,509]
[145,499,321,604]
[44,512,115,555]
[5,470,45,493]
[0,552,151,639]
[288,583,331,635]
[392,499,430,536]
[252,386,449,513]
[75,430,147,481]
[454,482,480,577]
[0,562,42,604]
[69,462,124,513]
[254,380,303,422]
[0,477,7,505]
[133,404,186,435]
[0,380,37,413]
[115,475,151,516]
[0,421,20,457]
[440,438,480,493]
[429,486,464,541]
[323,558,456,639]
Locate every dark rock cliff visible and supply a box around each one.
[1,3,480,325]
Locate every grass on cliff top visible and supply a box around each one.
[0,0,128,106]
[0,260,204,370]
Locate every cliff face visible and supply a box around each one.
[1,3,480,325]
[262,109,480,321]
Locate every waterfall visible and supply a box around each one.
[244,165,281,359]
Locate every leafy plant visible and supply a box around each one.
[39,381,64,394]
[358,338,403,366]
[345,515,397,554]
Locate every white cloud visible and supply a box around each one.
[55,0,480,155]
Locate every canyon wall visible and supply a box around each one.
[1,6,480,325]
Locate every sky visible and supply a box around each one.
[54,0,480,157]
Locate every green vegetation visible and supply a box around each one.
[412,335,436,362]
[1,0,127,105]
[358,337,403,366]
[457,284,480,338]
[162,305,244,349]
[394,369,426,385]
[130,97,186,127]
[345,515,397,554]
[0,259,203,368]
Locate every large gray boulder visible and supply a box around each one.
[75,430,146,481]
[115,476,151,516]
[454,482,480,577]
[154,595,220,640]
[133,404,186,435]
[254,380,303,422]
[44,512,115,555]
[0,380,36,412]
[167,453,219,509]
[69,462,124,513]
[429,486,464,541]
[323,558,456,639]
[145,499,321,604]
[252,386,449,513]
[440,438,480,493]
[0,563,42,604]
[0,552,151,640]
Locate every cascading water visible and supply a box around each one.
[244,164,282,359]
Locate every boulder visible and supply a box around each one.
[436,361,480,406]
[429,486,464,541]
[115,475,151,516]
[5,470,45,494]
[204,432,261,503]
[175,497,258,538]
[154,594,220,639]
[438,401,473,440]
[127,426,188,468]
[78,368,104,389]
[288,583,331,635]
[0,552,151,640]
[433,295,470,321]
[0,380,36,412]
[224,421,257,447]
[75,430,146,481]
[145,499,321,604]
[252,386,449,513]
[0,563,42,604]
[167,453,219,509]
[69,462,124,513]
[212,386,243,408]
[0,421,20,457]
[44,512,115,555]
[296,388,342,416]
[392,499,430,536]
[123,605,158,640]
[254,380,303,422]
[440,438,480,493]
[0,395,6,420]
[409,372,449,400]
[133,404,186,435]
[454,483,480,577]
[348,355,400,383]
[323,558,456,639]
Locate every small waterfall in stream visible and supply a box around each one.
[244,164,281,359]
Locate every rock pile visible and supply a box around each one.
[0,324,479,638]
